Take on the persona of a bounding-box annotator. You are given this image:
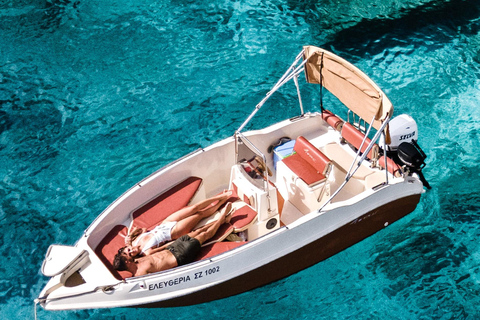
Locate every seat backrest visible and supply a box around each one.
[341,122,378,160]
[293,136,331,175]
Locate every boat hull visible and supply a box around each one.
[138,193,420,308]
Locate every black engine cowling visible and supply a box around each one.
[397,140,426,170]
[396,140,431,189]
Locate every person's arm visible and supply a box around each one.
[144,241,171,255]
[135,268,147,277]
[134,265,148,277]
[125,226,146,245]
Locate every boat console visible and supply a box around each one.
[229,164,280,239]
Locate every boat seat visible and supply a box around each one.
[201,223,235,247]
[276,136,333,214]
[95,178,256,279]
[322,143,374,180]
[230,201,258,233]
[95,225,131,280]
[95,176,203,280]
[198,194,258,247]
[132,176,203,230]
[188,187,256,232]
[341,122,402,177]
[282,136,331,187]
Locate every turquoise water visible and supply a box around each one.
[1,0,480,318]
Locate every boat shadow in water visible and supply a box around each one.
[322,0,480,57]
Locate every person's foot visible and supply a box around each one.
[220,189,233,199]
[225,208,235,224]
[220,202,234,224]
[213,190,233,208]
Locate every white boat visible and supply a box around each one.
[36,46,430,311]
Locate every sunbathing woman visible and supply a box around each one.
[120,190,233,258]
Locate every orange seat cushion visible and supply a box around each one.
[282,136,331,186]
[341,122,377,160]
[322,109,343,131]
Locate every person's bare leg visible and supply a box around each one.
[164,190,232,224]
[168,191,232,239]
[190,203,234,245]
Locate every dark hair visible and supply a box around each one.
[113,246,128,271]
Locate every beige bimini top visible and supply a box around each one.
[303,45,393,130]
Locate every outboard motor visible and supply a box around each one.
[380,114,431,189]
[397,140,431,189]
[380,114,418,152]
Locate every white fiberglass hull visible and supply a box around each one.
[41,190,422,310]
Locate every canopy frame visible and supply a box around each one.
[235,46,396,209]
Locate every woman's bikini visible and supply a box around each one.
[133,221,178,254]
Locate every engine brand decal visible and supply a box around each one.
[399,131,415,141]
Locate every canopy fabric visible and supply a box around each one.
[303,46,393,130]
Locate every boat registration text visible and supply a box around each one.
[148,266,221,291]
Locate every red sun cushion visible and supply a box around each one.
[230,204,257,231]
[94,225,131,280]
[95,176,202,279]
[132,176,203,230]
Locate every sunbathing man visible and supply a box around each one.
[120,190,233,257]
[113,204,233,276]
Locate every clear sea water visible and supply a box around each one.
[1,0,479,319]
